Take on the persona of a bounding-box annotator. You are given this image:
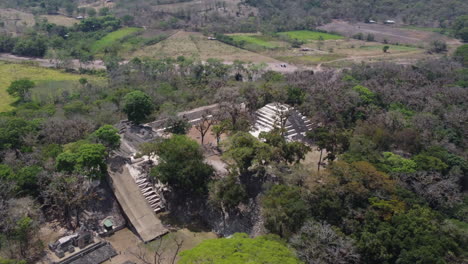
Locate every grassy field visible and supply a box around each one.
[277,54,344,65]
[399,25,444,33]
[0,61,102,112]
[278,30,343,41]
[91,27,143,53]
[229,34,280,49]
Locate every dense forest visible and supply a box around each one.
[245,0,468,30]
[0,0,467,263]
[1,42,467,262]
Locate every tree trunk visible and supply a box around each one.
[318,149,323,173]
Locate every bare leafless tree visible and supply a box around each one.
[131,236,184,264]
[41,172,96,230]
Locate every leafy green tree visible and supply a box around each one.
[90,125,120,149]
[223,132,273,173]
[211,121,228,147]
[383,45,390,53]
[412,154,448,172]
[454,44,468,66]
[286,86,305,105]
[262,184,309,238]
[357,206,461,264]
[87,8,96,17]
[179,233,301,264]
[453,15,468,42]
[352,85,375,104]
[56,143,107,179]
[259,129,311,164]
[6,79,35,102]
[150,135,213,193]
[12,36,47,57]
[12,166,42,196]
[0,117,38,150]
[123,91,153,124]
[209,175,247,209]
[379,152,417,173]
[99,7,110,16]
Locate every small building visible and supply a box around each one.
[207,36,217,40]
[384,20,396,24]
[368,19,376,24]
[300,47,311,51]
[76,16,84,20]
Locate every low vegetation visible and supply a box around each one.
[91,27,143,53]
[278,30,343,41]
[0,1,467,264]
[0,62,101,112]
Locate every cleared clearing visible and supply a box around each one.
[0,8,35,34]
[39,15,79,27]
[131,31,279,63]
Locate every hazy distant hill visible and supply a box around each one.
[245,0,468,30]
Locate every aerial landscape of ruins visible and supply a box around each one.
[0,0,467,263]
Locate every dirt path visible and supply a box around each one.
[0,52,313,74]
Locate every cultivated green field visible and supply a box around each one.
[229,35,280,49]
[0,62,103,112]
[91,27,143,52]
[399,26,444,33]
[278,30,343,41]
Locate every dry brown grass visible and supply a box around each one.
[0,8,35,34]
[39,15,79,27]
[131,31,279,63]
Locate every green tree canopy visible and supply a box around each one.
[6,79,35,102]
[380,152,417,173]
[262,184,309,238]
[357,206,462,264]
[179,233,301,264]
[56,143,107,179]
[453,15,468,42]
[123,91,153,124]
[259,129,311,164]
[223,132,273,173]
[454,44,468,67]
[0,117,39,150]
[90,125,120,149]
[412,154,448,172]
[149,135,213,193]
[209,175,247,209]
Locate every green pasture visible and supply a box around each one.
[0,61,103,111]
[91,27,143,52]
[278,30,343,41]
